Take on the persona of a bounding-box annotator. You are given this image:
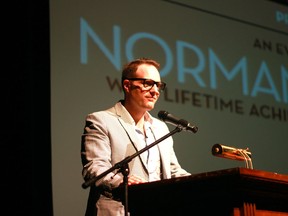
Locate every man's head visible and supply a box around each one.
[121,58,166,112]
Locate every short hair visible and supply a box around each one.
[121,58,160,85]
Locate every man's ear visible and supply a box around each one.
[123,79,130,92]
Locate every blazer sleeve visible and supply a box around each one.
[81,111,124,188]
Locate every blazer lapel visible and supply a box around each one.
[118,118,149,170]
[113,103,149,175]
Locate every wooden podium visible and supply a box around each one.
[124,167,288,216]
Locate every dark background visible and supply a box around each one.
[4,0,287,215]
[4,1,52,215]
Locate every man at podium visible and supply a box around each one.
[81,58,191,216]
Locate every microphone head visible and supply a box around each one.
[158,110,168,120]
[158,110,198,133]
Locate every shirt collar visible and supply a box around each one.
[116,100,154,126]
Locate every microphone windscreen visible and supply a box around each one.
[158,110,168,120]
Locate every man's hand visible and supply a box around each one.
[128,175,148,185]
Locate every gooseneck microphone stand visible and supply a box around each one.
[81,125,185,216]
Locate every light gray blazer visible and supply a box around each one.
[81,101,190,215]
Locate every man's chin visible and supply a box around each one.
[146,102,155,110]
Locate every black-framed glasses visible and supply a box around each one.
[125,78,166,92]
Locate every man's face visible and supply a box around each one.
[125,64,163,112]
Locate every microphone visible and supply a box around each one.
[158,110,198,133]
